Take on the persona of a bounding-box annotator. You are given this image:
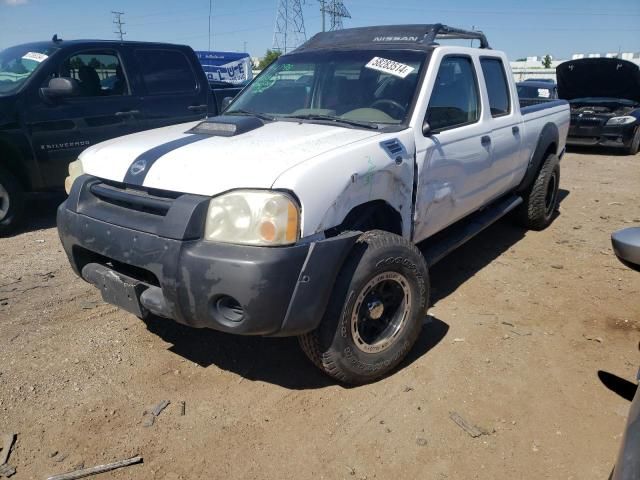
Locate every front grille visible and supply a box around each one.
[90,181,180,216]
[571,115,607,127]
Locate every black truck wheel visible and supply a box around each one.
[0,166,25,236]
[626,126,640,156]
[298,230,429,385]
[515,153,560,231]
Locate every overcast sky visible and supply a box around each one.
[1,0,638,59]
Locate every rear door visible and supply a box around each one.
[413,54,493,242]
[25,47,141,188]
[132,48,209,130]
[478,56,523,196]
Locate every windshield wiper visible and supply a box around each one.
[285,114,379,130]
[225,109,275,122]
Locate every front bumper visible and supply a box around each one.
[58,175,359,336]
[566,120,637,148]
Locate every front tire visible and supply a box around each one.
[298,230,429,385]
[515,153,560,231]
[626,126,640,155]
[0,166,25,236]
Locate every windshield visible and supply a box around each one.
[228,49,427,128]
[0,44,57,95]
[517,84,552,99]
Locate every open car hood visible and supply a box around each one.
[557,58,640,103]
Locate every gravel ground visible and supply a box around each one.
[1,149,639,479]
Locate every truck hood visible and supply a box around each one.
[80,120,381,195]
[557,58,640,103]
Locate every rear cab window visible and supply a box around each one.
[480,57,511,117]
[135,49,198,95]
[425,55,481,132]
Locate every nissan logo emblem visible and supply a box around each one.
[129,159,147,176]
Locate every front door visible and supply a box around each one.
[25,48,140,188]
[413,55,493,242]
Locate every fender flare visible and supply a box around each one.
[516,122,560,194]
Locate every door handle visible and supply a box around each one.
[115,110,140,117]
[188,104,208,111]
[512,126,520,135]
[481,135,492,146]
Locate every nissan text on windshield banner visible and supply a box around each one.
[196,51,253,85]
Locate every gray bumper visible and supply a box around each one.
[57,175,359,336]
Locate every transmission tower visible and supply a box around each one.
[319,0,350,31]
[272,0,306,54]
[111,11,126,41]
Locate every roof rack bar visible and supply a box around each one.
[425,23,490,49]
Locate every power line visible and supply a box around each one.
[111,11,126,41]
[319,0,350,31]
[272,0,306,54]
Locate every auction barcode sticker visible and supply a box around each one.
[365,57,415,78]
[22,52,48,63]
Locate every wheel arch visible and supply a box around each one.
[326,200,404,237]
[516,122,560,194]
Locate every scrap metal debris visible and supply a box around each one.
[0,434,15,466]
[46,455,142,480]
[449,412,484,438]
[142,400,170,427]
[180,401,186,416]
[0,433,16,477]
[583,334,604,343]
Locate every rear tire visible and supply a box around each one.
[298,230,429,385]
[626,126,640,155]
[515,153,560,231]
[0,165,25,236]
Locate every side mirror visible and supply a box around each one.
[40,77,80,100]
[422,120,432,136]
[221,96,234,111]
[612,227,640,272]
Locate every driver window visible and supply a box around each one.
[425,56,480,132]
[57,51,128,97]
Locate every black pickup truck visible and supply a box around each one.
[0,37,238,234]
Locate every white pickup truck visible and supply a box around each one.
[58,25,570,384]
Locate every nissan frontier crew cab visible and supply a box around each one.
[58,25,570,384]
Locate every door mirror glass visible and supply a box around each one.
[40,77,80,99]
[221,96,234,111]
[422,121,431,136]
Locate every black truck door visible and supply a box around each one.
[132,48,210,130]
[24,48,141,188]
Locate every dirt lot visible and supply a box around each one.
[1,149,639,480]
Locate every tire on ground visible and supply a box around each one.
[298,230,429,385]
[626,126,640,156]
[515,153,560,231]
[0,165,25,236]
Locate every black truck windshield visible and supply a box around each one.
[228,50,427,127]
[0,45,57,94]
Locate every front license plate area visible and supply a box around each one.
[81,263,148,317]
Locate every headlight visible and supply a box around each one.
[606,116,636,126]
[64,159,84,194]
[204,190,299,246]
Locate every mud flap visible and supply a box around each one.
[81,263,149,318]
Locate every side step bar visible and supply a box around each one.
[420,195,523,267]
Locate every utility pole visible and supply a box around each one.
[208,0,213,51]
[243,41,247,53]
[319,0,326,32]
[273,0,306,53]
[112,11,126,41]
[319,0,350,31]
